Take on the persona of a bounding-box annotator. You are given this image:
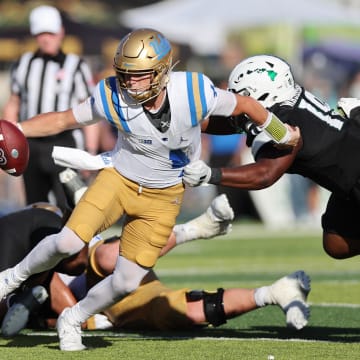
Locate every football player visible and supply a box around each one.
[1,195,310,335]
[83,242,310,332]
[183,54,360,262]
[0,29,299,351]
[0,191,234,334]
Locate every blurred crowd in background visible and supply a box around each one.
[1,0,360,228]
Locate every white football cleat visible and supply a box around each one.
[0,269,21,301]
[269,270,311,330]
[202,193,235,237]
[209,193,235,222]
[173,194,234,244]
[57,308,86,351]
[1,286,48,337]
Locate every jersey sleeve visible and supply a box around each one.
[72,78,112,125]
[187,74,236,119]
[72,96,99,125]
[211,88,237,117]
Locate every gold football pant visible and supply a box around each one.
[104,279,193,330]
[67,167,184,267]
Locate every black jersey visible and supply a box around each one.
[251,86,360,197]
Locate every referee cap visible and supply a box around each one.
[29,5,62,35]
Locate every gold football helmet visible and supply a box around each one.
[113,28,173,104]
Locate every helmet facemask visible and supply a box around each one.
[113,28,173,105]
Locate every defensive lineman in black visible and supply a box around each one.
[184,54,360,261]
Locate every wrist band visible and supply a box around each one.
[209,168,222,185]
[262,112,288,144]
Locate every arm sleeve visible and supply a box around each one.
[72,80,106,125]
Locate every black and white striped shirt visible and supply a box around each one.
[10,50,94,122]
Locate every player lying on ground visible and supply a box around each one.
[0,172,310,335]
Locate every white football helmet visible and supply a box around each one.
[228,55,297,108]
[113,28,173,105]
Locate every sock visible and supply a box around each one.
[173,212,221,245]
[10,235,62,284]
[66,275,120,325]
[14,227,84,281]
[254,286,273,307]
[173,223,193,245]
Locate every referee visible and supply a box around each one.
[3,5,98,212]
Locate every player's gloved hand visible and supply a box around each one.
[337,98,360,118]
[183,160,212,187]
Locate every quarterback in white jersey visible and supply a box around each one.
[74,71,233,188]
[0,28,299,351]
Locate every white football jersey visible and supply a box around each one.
[74,71,234,188]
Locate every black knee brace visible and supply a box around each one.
[188,288,226,327]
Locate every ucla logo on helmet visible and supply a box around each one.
[150,34,171,60]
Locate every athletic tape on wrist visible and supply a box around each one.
[262,113,288,144]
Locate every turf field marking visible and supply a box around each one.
[24,331,345,344]
[313,302,360,308]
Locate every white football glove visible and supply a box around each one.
[337,98,360,118]
[183,160,212,187]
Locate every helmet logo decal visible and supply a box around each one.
[267,70,277,81]
[150,34,171,60]
[233,68,278,84]
[247,68,278,81]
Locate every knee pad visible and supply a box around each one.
[188,288,226,327]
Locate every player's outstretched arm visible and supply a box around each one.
[232,95,300,146]
[183,138,300,188]
[20,109,80,138]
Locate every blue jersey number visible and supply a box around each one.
[169,149,190,169]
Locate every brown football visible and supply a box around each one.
[0,119,29,176]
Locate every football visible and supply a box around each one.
[0,119,29,176]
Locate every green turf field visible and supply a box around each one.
[0,222,359,359]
